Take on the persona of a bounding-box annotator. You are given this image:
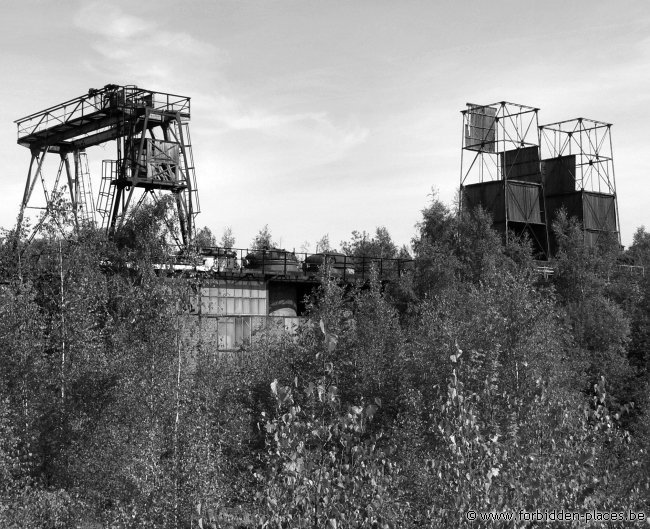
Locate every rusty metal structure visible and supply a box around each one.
[539,118,620,249]
[460,102,550,259]
[15,84,199,246]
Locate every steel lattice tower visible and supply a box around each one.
[539,118,620,248]
[459,101,550,259]
[14,84,200,247]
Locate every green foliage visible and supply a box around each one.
[114,195,179,261]
[629,274,650,372]
[1,195,649,527]
[551,209,636,409]
[411,197,530,299]
[411,196,460,295]
[251,225,275,250]
[256,379,401,528]
[628,226,650,266]
[341,227,398,258]
[315,234,333,253]
[194,226,217,248]
[219,226,236,248]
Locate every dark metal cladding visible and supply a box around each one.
[462,180,544,225]
[463,181,506,223]
[501,146,541,182]
[541,155,576,195]
[507,182,544,224]
[583,192,617,232]
[545,192,582,227]
[545,191,618,247]
[465,105,497,153]
[460,102,550,260]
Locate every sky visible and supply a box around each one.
[1,0,649,250]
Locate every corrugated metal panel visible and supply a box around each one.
[584,230,619,248]
[506,181,543,224]
[583,192,617,231]
[545,192,583,226]
[542,155,576,195]
[463,181,505,223]
[465,106,496,152]
[464,181,544,225]
[545,191,617,235]
[501,146,541,182]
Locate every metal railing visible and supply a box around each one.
[16,85,191,141]
[179,247,416,281]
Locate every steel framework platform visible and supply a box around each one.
[15,84,199,247]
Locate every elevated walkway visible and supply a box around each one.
[171,247,416,283]
[15,84,191,152]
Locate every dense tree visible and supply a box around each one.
[193,226,217,248]
[251,224,275,250]
[314,234,333,253]
[551,210,636,411]
[1,193,649,527]
[219,226,236,248]
[628,226,650,266]
[113,196,178,262]
[411,196,460,296]
[341,226,398,258]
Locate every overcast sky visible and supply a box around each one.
[1,0,649,250]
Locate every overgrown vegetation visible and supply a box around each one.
[1,199,649,528]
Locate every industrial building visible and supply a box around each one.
[13,84,413,351]
[460,102,620,256]
[12,87,626,349]
[187,248,411,350]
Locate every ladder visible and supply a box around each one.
[74,150,96,226]
[96,160,117,229]
[178,120,200,221]
[161,116,200,242]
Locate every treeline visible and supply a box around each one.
[0,200,649,528]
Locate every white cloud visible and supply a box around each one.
[74,3,155,40]
[71,0,368,188]
[73,1,224,89]
[199,106,369,182]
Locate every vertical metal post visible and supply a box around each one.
[137,107,151,180]
[535,110,550,260]
[459,109,466,203]
[175,193,188,247]
[62,152,79,231]
[108,186,124,237]
[175,113,194,243]
[608,125,622,246]
[15,153,38,241]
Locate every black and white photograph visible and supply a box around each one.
[1,1,649,527]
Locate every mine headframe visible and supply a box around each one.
[14,84,200,248]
